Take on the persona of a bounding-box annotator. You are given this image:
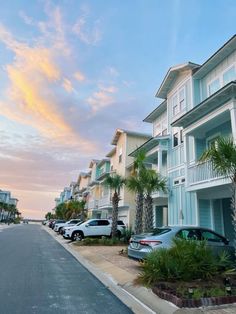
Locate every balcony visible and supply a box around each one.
[98,195,112,208]
[187,161,230,190]
[87,199,98,210]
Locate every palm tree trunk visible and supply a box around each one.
[135,192,144,234]
[143,194,154,232]
[111,191,119,238]
[231,178,236,251]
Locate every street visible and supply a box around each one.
[0,224,133,314]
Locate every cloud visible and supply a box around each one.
[87,85,117,113]
[74,71,85,81]
[0,22,97,152]
[72,6,102,45]
[62,78,73,93]
[19,11,34,25]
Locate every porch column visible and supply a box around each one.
[157,149,162,173]
[183,133,189,185]
[230,101,236,143]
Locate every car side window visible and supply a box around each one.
[98,220,109,226]
[176,229,200,240]
[200,230,224,243]
[88,220,98,226]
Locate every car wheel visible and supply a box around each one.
[72,231,83,241]
[58,227,62,234]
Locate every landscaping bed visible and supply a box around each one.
[152,277,236,308]
[138,239,236,308]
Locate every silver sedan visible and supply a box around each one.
[128,226,235,260]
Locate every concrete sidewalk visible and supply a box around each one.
[44,226,236,314]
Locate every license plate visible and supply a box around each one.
[131,242,140,250]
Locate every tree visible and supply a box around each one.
[127,150,166,233]
[200,136,236,247]
[126,150,147,234]
[103,174,126,238]
[142,169,166,232]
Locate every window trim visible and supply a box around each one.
[207,77,220,97]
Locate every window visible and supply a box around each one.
[177,229,201,240]
[180,129,184,143]
[179,88,185,111]
[155,123,161,136]
[172,94,178,116]
[207,135,220,149]
[172,86,186,117]
[88,220,98,226]
[200,230,224,243]
[118,147,122,163]
[173,133,178,147]
[97,220,109,226]
[208,78,220,96]
[223,66,236,84]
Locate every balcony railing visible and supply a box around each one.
[87,199,98,209]
[188,161,228,186]
[98,195,112,208]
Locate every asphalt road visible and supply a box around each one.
[0,224,133,314]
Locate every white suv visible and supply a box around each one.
[63,219,126,241]
[54,219,81,234]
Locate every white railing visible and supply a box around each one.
[87,199,98,209]
[98,195,112,207]
[188,161,226,185]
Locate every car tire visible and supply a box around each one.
[58,227,62,234]
[72,231,83,242]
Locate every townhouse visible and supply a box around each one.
[135,35,236,241]
[86,129,151,226]
[0,189,19,221]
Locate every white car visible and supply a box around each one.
[63,219,126,241]
[54,219,81,233]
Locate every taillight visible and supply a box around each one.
[139,240,162,247]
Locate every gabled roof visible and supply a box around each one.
[106,147,116,158]
[143,100,167,123]
[89,159,100,168]
[194,35,236,79]
[129,135,170,157]
[97,158,110,168]
[111,128,151,145]
[156,62,200,99]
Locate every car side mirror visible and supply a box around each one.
[85,224,89,227]
[224,238,229,245]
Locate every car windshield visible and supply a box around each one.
[151,228,171,236]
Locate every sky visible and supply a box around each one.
[0,0,235,219]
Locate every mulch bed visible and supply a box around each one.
[152,277,236,308]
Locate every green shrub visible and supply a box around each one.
[139,238,232,285]
[120,227,133,244]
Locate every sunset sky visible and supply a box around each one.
[0,0,235,219]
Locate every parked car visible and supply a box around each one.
[50,219,66,230]
[63,219,126,241]
[54,219,81,234]
[128,226,235,260]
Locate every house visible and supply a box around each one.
[137,35,236,241]
[73,172,91,202]
[104,129,151,226]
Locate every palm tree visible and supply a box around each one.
[126,150,147,234]
[103,174,126,238]
[142,169,166,232]
[200,136,236,247]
